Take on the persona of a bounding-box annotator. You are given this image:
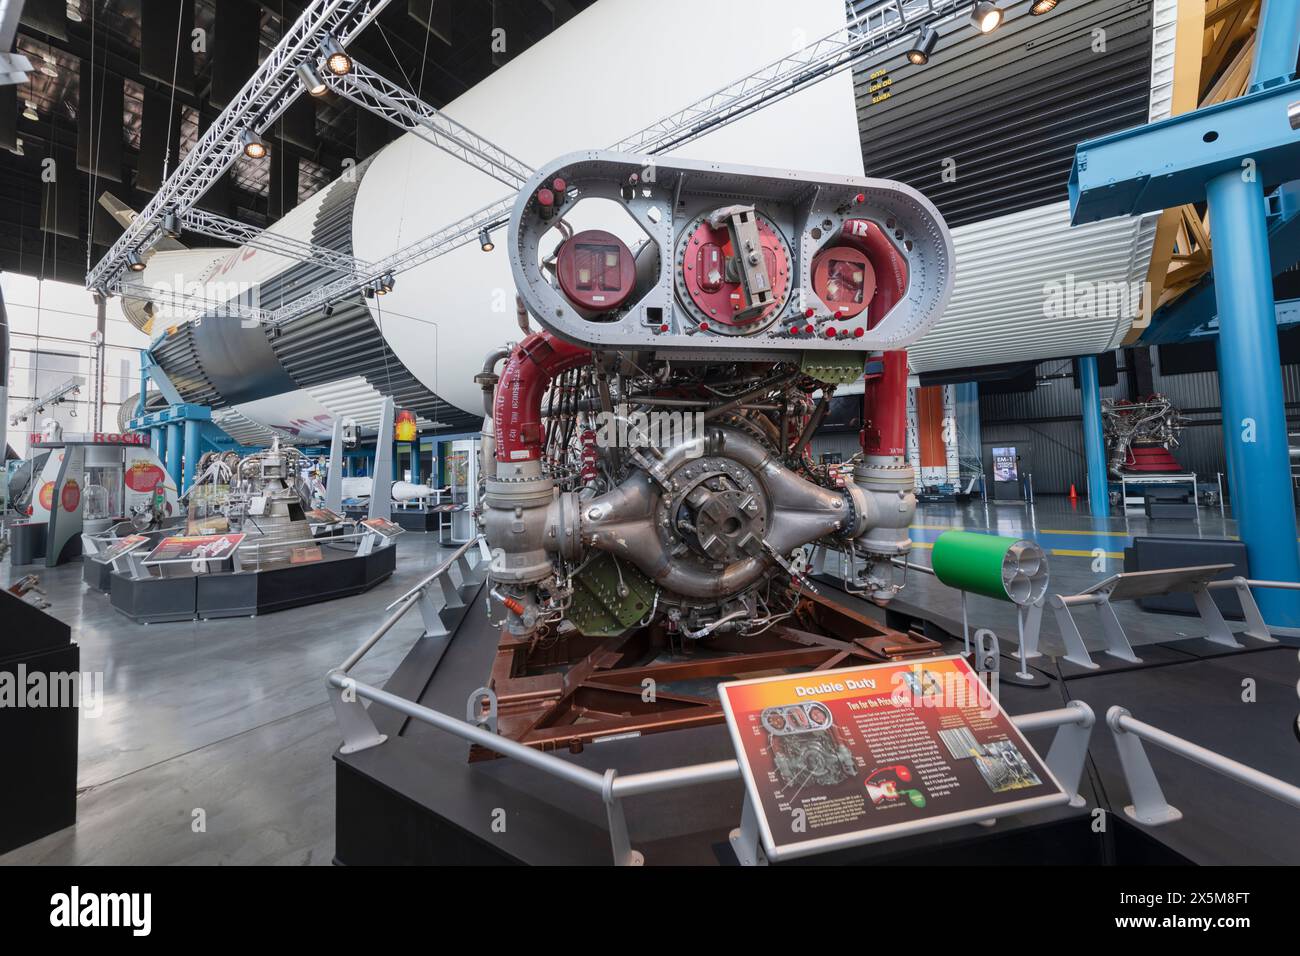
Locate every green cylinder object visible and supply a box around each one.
[930,531,1049,606]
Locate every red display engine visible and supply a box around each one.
[555,229,637,315]
[811,219,909,324]
[678,214,791,328]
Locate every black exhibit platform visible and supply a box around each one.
[83,554,113,592]
[0,590,79,854]
[392,508,444,533]
[109,542,396,623]
[335,577,1300,865]
[335,583,1092,866]
[7,520,47,566]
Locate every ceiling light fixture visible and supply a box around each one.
[905,25,940,65]
[240,128,268,159]
[320,36,352,77]
[970,1,1004,33]
[296,62,327,96]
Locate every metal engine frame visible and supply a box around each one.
[474,151,956,751]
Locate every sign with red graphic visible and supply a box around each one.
[60,479,81,512]
[38,481,56,512]
[126,460,166,493]
[96,534,150,563]
[143,533,246,565]
[719,656,1066,861]
[92,432,150,445]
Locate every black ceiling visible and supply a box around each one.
[1,0,596,285]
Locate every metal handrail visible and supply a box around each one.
[1106,706,1300,826]
[336,534,483,674]
[328,620,1095,864]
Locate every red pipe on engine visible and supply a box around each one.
[829,219,910,459]
[494,331,591,463]
[863,350,908,458]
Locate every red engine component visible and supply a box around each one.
[493,332,591,463]
[824,219,910,459]
[679,215,790,327]
[555,229,637,315]
[810,245,875,318]
[1126,445,1182,472]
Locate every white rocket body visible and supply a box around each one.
[137,0,864,434]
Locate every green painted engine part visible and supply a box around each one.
[800,351,866,385]
[930,530,1048,605]
[568,552,657,637]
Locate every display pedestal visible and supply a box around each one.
[0,591,78,854]
[109,542,397,623]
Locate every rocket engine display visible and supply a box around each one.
[478,152,955,644]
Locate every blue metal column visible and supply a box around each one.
[1208,169,1300,626]
[410,438,421,483]
[1078,356,1110,517]
[182,419,200,493]
[165,421,183,490]
[137,356,149,417]
[150,426,165,463]
[1248,0,1300,91]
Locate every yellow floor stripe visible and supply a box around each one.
[1050,548,1125,559]
[1039,528,1132,537]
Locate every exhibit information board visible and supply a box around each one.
[95,534,151,563]
[719,655,1067,861]
[361,517,404,539]
[143,533,246,565]
[306,507,344,524]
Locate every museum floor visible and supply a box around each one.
[0,495,1285,864]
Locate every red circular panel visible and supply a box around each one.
[811,245,875,318]
[680,217,790,327]
[555,229,637,314]
[61,480,81,512]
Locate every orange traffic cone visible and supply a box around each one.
[1069,483,1078,501]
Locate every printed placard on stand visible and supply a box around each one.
[143,533,246,565]
[719,655,1068,863]
[94,534,150,564]
[361,517,404,539]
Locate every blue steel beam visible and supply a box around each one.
[1067,4,1300,627]
[1248,0,1300,93]
[1141,183,1300,343]
[1069,79,1300,225]
[1208,170,1300,627]
[1077,356,1110,518]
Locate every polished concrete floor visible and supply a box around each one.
[0,495,1280,864]
[2,533,461,865]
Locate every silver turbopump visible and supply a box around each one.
[481,152,954,639]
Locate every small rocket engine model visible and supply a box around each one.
[480,152,955,643]
[1102,394,1186,476]
[225,438,315,562]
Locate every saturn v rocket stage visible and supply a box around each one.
[132,0,872,442]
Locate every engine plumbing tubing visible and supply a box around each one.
[493,331,591,463]
[829,219,909,458]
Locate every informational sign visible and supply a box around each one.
[719,656,1066,861]
[361,517,404,539]
[96,534,150,564]
[143,533,246,565]
[306,507,344,524]
[394,408,418,442]
[992,447,1019,482]
[289,545,323,564]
